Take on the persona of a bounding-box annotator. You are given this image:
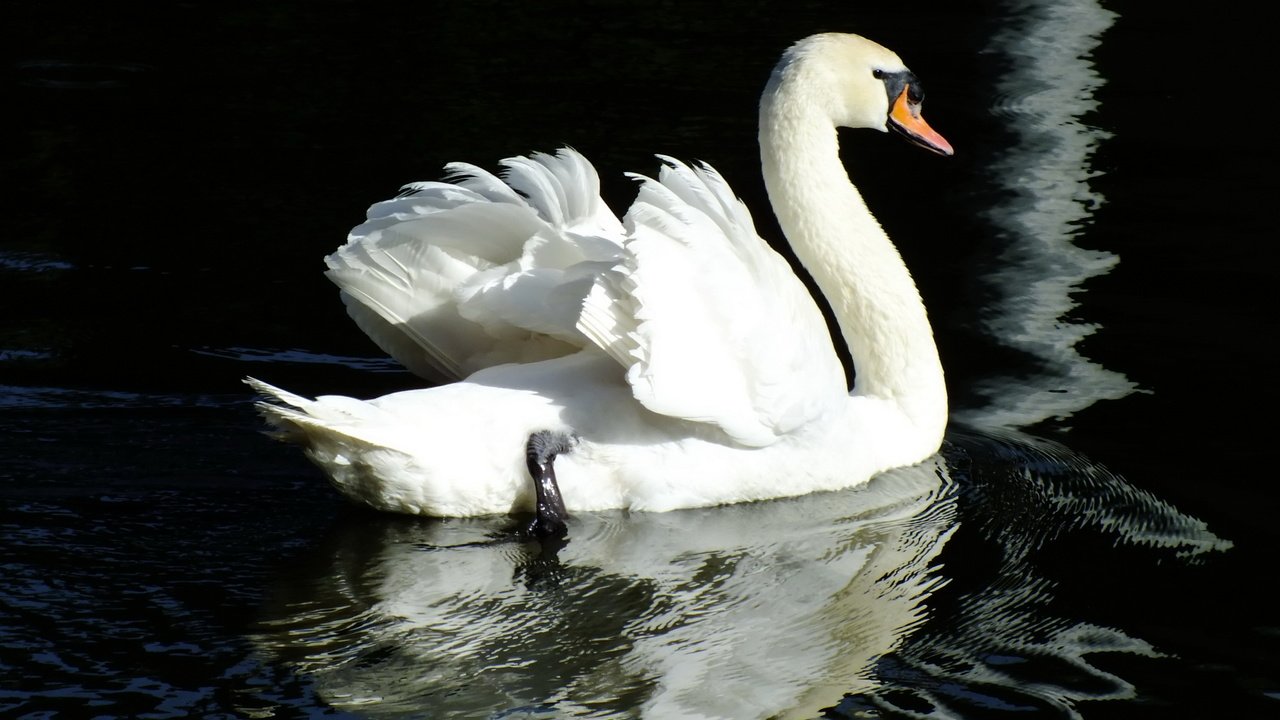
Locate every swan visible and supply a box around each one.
[247,32,954,535]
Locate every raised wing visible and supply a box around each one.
[325,148,625,382]
[579,157,847,446]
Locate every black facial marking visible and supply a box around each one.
[879,70,925,107]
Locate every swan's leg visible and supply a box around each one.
[525,430,574,538]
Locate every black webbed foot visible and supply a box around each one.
[525,430,575,540]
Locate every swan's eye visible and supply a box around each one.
[872,68,885,79]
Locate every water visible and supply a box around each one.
[4,0,1277,717]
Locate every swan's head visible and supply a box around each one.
[766,33,953,156]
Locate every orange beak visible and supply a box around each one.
[888,85,954,157]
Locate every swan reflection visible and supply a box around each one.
[253,462,956,718]
[959,0,1138,428]
[841,429,1232,717]
[251,429,1234,719]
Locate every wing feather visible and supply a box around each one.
[325,148,624,381]
[325,148,843,446]
[578,157,846,446]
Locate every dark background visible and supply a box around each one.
[3,0,1277,717]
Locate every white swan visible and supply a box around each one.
[247,32,954,532]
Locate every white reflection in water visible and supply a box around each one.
[253,463,957,719]
[843,430,1232,717]
[958,0,1139,429]
[251,429,1234,718]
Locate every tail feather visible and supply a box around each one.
[245,376,389,446]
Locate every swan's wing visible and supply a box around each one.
[579,157,847,447]
[326,148,625,382]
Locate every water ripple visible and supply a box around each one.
[837,428,1231,718]
[13,59,155,90]
[193,345,406,372]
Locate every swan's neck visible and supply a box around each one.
[759,80,947,438]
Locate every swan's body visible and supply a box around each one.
[249,32,953,521]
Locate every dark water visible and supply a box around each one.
[3,0,1277,718]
